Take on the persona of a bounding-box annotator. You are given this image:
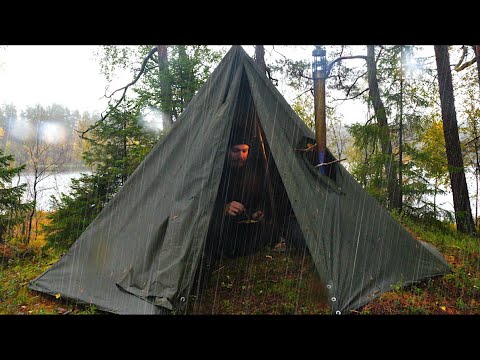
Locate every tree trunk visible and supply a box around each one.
[177,46,188,114]
[122,114,127,185]
[26,170,38,243]
[157,45,173,129]
[254,46,268,75]
[398,46,405,212]
[476,167,479,229]
[475,45,480,93]
[366,45,400,210]
[434,45,475,234]
[473,121,480,229]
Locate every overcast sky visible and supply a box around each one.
[0,46,112,113]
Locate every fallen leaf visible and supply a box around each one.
[55,293,61,299]
[440,306,446,311]
[265,255,273,260]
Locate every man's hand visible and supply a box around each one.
[225,201,246,216]
[251,210,264,221]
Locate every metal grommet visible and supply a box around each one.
[180,297,186,302]
[326,285,332,289]
[335,311,341,315]
[331,297,336,302]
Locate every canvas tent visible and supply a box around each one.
[29,46,451,314]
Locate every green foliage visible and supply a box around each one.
[418,119,448,179]
[0,104,17,151]
[0,148,32,242]
[43,100,162,249]
[339,46,448,215]
[457,63,480,215]
[75,304,98,315]
[346,122,391,203]
[291,95,314,131]
[0,246,102,315]
[400,132,452,221]
[271,57,311,91]
[95,45,140,83]
[137,45,224,121]
[377,45,436,120]
[83,101,159,179]
[42,173,111,248]
[97,45,224,125]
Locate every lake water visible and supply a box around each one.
[10,170,471,219]
[13,171,88,211]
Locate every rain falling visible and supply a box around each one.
[0,45,479,316]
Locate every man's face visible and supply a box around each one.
[228,144,249,168]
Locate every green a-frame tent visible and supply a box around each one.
[29,46,451,314]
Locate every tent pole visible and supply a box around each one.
[312,46,327,175]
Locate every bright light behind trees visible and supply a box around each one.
[139,106,167,132]
[40,122,66,144]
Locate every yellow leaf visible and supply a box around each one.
[440,306,446,311]
[55,293,61,299]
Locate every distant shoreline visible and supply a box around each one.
[20,165,90,175]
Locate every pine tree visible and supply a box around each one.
[43,101,160,248]
[0,149,32,243]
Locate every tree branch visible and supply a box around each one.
[327,55,367,77]
[315,158,347,167]
[344,70,368,98]
[454,45,477,71]
[465,135,480,146]
[293,88,314,101]
[455,46,468,68]
[455,56,477,71]
[78,46,158,140]
[333,87,369,101]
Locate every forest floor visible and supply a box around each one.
[1,216,479,316]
